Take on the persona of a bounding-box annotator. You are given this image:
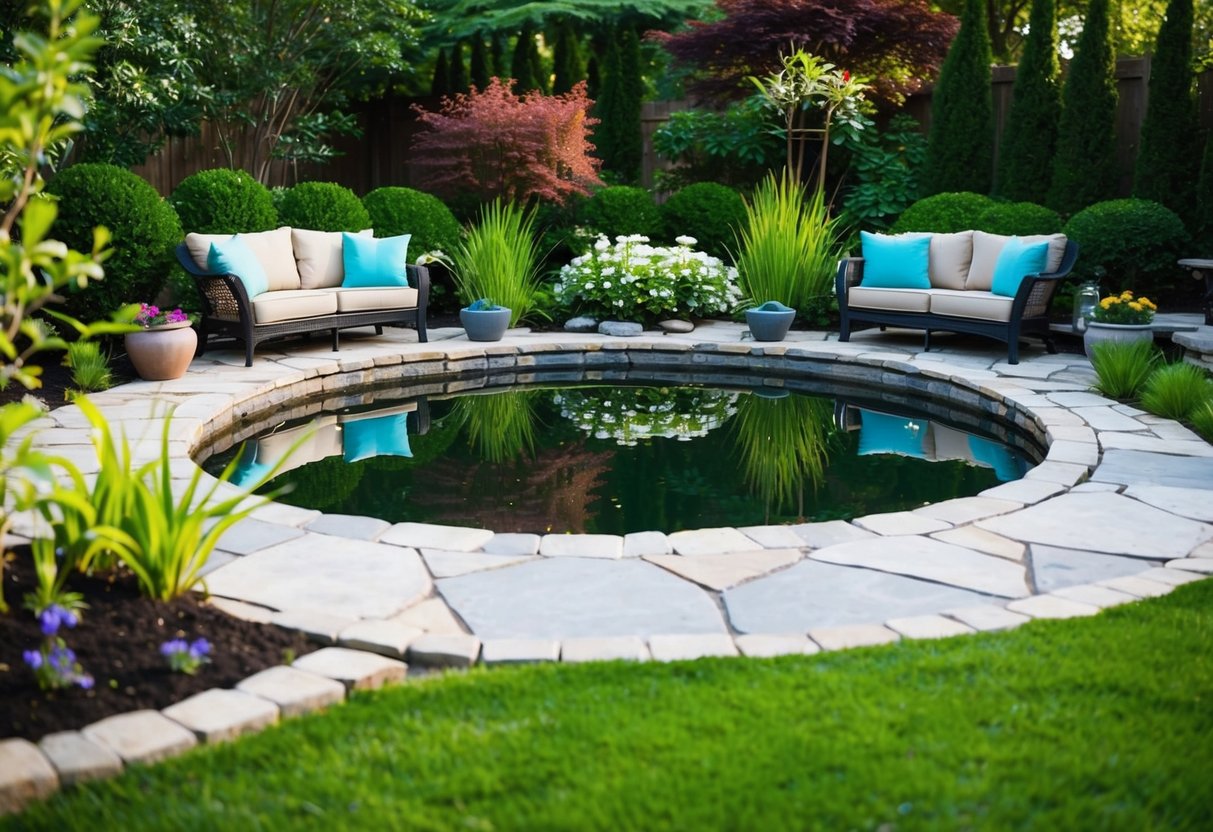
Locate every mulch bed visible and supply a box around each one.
[0,550,315,741]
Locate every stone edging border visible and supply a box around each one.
[4,327,1212,814]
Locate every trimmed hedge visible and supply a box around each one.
[1063,198,1189,292]
[660,182,746,261]
[277,181,371,231]
[578,186,662,239]
[974,201,1063,235]
[169,168,278,234]
[362,187,461,260]
[890,192,996,233]
[45,163,182,321]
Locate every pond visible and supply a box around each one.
[203,379,1037,535]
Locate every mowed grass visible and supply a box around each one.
[11,580,1213,831]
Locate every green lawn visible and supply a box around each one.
[11,580,1213,831]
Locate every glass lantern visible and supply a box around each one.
[1072,279,1101,332]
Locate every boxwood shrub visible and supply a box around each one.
[974,201,1063,235]
[890,192,997,233]
[45,163,182,321]
[362,187,461,259]
[660,182,746,261]
[578,186,663,239]
[1062,198,1190,292]
[169,168,278,234]
[277,181,371,231]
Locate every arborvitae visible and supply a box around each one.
[1197,128,1213,250]
[995,0,1061,202]
[1133,0,1198,218]
[490,31,506,78]
[469,35,490,90]
[1047,0,1117,215]
[552,19,584,94]
[512,24,545,93]
[594,24,643,182]
[430,48,451,97]
[449,40,469,93]
[922,0,994,195]
[585,53,600,99]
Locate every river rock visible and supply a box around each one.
[564,316,598,333]
[598,321,644,337]
[659,319,694,334]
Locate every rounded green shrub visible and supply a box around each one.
[362,187,461,259]
[169,168,277,234]
[45,163,182,321]
[277,181,371,231]
[890,192,996,233]
[1062,198,1190,290]
[974,201,1063,235]
[660,182,746,261]
[578,186,662,238]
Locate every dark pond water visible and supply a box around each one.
[204,383,1034,535]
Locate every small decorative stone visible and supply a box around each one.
[0,738,59,815]
[564,316,598,333]
[292,646,408,690]
[82,710,197,765]
[659,319,694,334]
[236,665,347,718]
[598,321,644,337]
[38,731,122,787]
[162,688,279,743]
[407,634,482,668]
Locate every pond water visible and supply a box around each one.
[204,382,1035,535]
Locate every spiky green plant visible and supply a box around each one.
[64,340,112,396]
[736,173,842,313]
[1139,362,1213,421]
[454,390,538,464]
[731,392,835,521]
[1189,400,1213,443]
[1089,339,1161,400]
[451,199,542,326]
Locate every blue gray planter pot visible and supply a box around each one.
[745,301,796,342]
[460,306,512,341]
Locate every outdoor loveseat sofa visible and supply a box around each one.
[177,226,430,366]
[836,230,1079,364]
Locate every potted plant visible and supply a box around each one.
[450,199,542,341]
[459,298,512,342]
[1083,290,1157,360]
[745,301,797,341]
[124,303,197,380]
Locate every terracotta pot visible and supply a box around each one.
[125,321,197,380]
[1082,321,1153,361]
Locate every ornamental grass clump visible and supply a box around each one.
[1089,339,1161,400]
[1090,291,1156,325]
[555,234,742,322]
[451,199,542,327]
[1189,400,1213,443]
[65,340,112,395]
[1139,362,1213,421]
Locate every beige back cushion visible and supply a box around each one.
[184,226,302,291]
[293,228,374,290]
[966,231,1067,291]
[928,231,974,290]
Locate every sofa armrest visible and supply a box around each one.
[407,263,431,321]
[1011,240,1080,320]
[835,258,865,308]
[175,242,254,323]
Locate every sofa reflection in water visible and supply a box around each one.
[838,404,1026,482]
[230,398,431,488]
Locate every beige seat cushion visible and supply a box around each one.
[848,286,931,314]
[966,231,1067,290]
[927,288,1014,322]
[928,231,973,290]
[251,289,338,324]
[332,286,418,313]
[185,227,302,291]
[293,228,374,290]
[254,416,342,474]
[931,424,976,464]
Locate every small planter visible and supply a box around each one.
[1083,321,1154,361]
[746,301,796,342]
[125,321,197,380]
[460,305,512,342]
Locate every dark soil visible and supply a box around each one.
[0,350,137,411]
[0,549,315,741]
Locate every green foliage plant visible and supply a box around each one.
[593,23,643,182]
[169,168,278,234]
[578,186,663,239]
[922,0,994,196]
[65,340,113,396]
[1047,0,1117,215]
[511,24,546,93]
[1062,199,1190,291]
[45,162,181,322]
[736,172,843,313]
[277,181,372,232]
[994,0,1061,203]
[1199,129,1213,251]
[841,114,928,232]
[551,19,584,94]
[469,35,491,90]
[974,201,1063,235]
[362,187,462,261]
[731,392,835,520]
[1189,400,1213,443]
[451,200,543,326]
[455,390,538,463]
[1133,0,1199,218]
[1089,339,1161,400]
[651,97,784,190]
[660,182,747,262]
[890,192,997,234]
[449,39,469,93]
[1139,361,1213,421]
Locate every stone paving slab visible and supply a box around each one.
[1005,595,1100,620]
[215,518,305,555]
[162,689,279,743]
[1050,585,1138,609]
[381,522,494,552]
[292,647,408,690]
[1098,575,1174,598]
[0,738,58,815]
[482,533,542,556]
[808,624,900,650]
[944,605,1031,632]
[979,479,1065,504]
[481,638,561,665]
[790,520,876,549]
[644,549,800,591]
[560,636,650,663]
[648,634,739,661]
[1030,546,1161,593]
[389,597,467,636]
[38,731,122,787]
[1094,450,1213,490]
[1123,484,1213,523]
[236,665,347,718]
[623,531,671,557]
[913,497,1022,525]
[206,597,274,623]
[667,527,759,556]
[811,536,1029,598]
[82,710,197,765]
[306,513,391,541]
[338,620,423,658]
[853,511,952,536]
[930,527,1025,561]
[1168,557,1213,573]
[733,634,820,658]
[271,609,356,643]
[885,614,975,639]
[739,525,808,549]
[539,533,624,559]
[406,634,482,668]
[421,549,535,579]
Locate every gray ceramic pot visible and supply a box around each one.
[745,301,796,342]
[460,306,512,342]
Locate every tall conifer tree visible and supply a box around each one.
[922,0,994,195]
[512,25,544,92]
[552,19,584,94]
[469,35,490,89]
[995,0,1061,201]
[490,32,506,79]
[594,24,643,182]
[449,40,469,93]
[430,48,451,97]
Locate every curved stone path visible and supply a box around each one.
[4,320,1213,812]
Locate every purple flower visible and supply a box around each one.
[38,605,78,636]
[23,649,43,670]
[77,675,94,690]
[160,638,188,657]
[189,638,211,658]
[48,645,77,673]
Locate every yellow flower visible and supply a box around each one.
[1129,302,1142,311]
[1100,298,1113,308]
[1141,297,1157,310]
[1120,290,1133,299]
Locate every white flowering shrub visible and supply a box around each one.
[555,235,743,320]
[554,387,739,446]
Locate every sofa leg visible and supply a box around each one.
[375,325,383,335]
[923,330,932,352]
[244,340,254,367]
[331,329,339,351]
[1044,335,1058,355]
[417,319,428,343]
[838,317,850,342]
[1007,341,1020,365]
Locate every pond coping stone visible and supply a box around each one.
[235,665,347,719]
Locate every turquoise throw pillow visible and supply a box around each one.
[343,412,412,463]
[342,233,412,288]
[989,237,1050,297]
[859,232,931,289]
[857,410,929,459]
[207,236,269,298]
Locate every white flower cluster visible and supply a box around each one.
[552,387,739,447]
[555,234,742,320]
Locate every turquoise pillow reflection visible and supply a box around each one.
[230,443,274,488]
[967,435,1024,481]
[343,412,412,463]
[857,410,929,458]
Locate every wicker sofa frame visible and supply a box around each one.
[176,244,430,367]
[835,239,1079,365]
